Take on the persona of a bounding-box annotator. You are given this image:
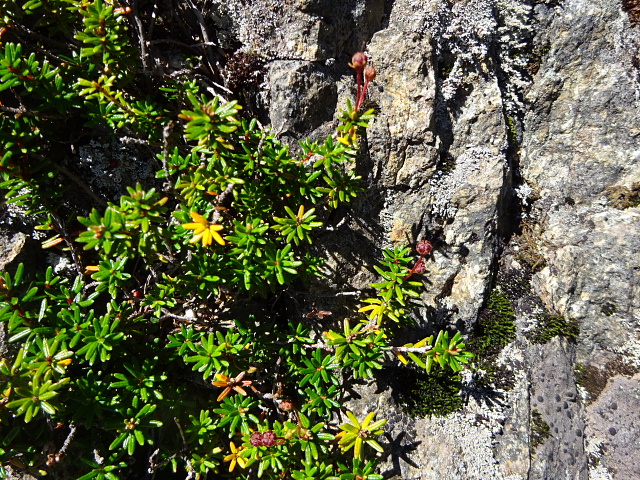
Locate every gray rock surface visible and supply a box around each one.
[527,338,587,480]
[0,232,27,273]
[520,0,640,368]
[585,374,640,480]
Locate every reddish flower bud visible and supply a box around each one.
[250,431,264,447]
[416,240,433,256]
[412,258,426,274]
[349,52,367,71]
[261,430,277,447]
[364,65,377,82]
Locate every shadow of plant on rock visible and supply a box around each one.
[379,365,464,418]
[379,430,422,478]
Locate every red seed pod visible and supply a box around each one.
[250,431,264,447]
[349,52,368,71]
[364,65,377,82]
[416,240,433,256]
[261,430,277,447]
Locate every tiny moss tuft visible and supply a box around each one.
[601,302,618,316]
[391,367,463,418]
[607,183,640,209]
[438,58,455,79]
[576,359,639,404]
[437,151,457,175]
[531,409,551,451]
[506,116,518,148]
[527,40,551,75]
[622,0,640,27]
[527,314,579,344]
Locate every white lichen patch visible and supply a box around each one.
[77,140,153,200]
[515,183,534,207]
[428,146,496,219]
[2,192,51,242]
[496,341,526,369]
[617,334,640,369]
[439,0,498,100]
[411,405,521,480]
[589,463,615,480]
[577,383,590,403]
[585,436,614,480]
[46,252,74,275]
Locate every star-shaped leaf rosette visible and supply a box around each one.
[335,410,386,460]
[182,211,225,246]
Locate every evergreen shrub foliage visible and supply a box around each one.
[0,2,472,478]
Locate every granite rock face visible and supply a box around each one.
[585,373,640,480]
[2,0,639,478]
[520,0,640,366]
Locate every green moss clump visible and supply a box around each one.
[528,314,579,344]
[437,152,457,175]
[438,58,455,79]
[392,367,463,418]
[467,289,517,390]
[471,290,517,357]
[531,409,551,451]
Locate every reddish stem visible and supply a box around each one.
[356,79,370,111]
